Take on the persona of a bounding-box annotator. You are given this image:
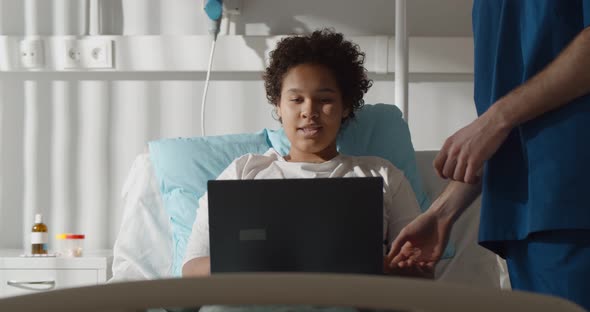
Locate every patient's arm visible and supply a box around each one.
[182,256,211,277]
[384,175,432,279]
[387,180,482,270]
[426,179,482,230]
[182,195,211,278]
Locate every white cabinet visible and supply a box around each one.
[0,250,112,298]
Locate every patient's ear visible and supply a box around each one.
[274,102,282,120]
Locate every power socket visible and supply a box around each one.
[63,38,113,69]
[64,39,82,68]
[19,39,45,69]
[85,40,113,68]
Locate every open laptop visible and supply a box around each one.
[207,177,383,275]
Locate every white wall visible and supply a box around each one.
[0,0,477,251]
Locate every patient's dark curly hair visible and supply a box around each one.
[263,28,373,122]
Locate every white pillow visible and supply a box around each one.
[110,153,173,282]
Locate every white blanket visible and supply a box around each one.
[110,153,173,281]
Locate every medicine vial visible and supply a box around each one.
[31,213,48,255]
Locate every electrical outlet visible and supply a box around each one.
[19,39,44,68]
[63,39,113,69]
[64,39,82,68]
[85,39,113,69]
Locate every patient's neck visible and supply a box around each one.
[285,145,339,163]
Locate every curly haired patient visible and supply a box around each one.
[181,29,428,279]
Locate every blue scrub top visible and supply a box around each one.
[473,0,590,256]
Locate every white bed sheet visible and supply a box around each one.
[111,153,173,282]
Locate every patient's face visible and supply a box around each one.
[277,63,349,163]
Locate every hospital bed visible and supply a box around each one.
[119,152,503,287]
[108,103,505,289]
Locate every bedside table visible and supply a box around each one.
[0,249,112,298]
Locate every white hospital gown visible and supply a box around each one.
[183,148,421,266]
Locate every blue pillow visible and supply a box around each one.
[149,131,272,276]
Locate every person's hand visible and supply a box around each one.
[386,210,453,273]
[434,109,512,184]
[383,256,434,279]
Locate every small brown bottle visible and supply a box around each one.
[31,214,48,255]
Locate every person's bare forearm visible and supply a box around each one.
[491,27,590,128]
[429,180,482,226]
[181,257,210,277]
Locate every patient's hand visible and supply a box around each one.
[386,210,452,275]
[383,257,434,279]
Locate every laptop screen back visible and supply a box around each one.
[208,177,383,275]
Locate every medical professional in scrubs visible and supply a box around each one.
[388,1,590,309]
